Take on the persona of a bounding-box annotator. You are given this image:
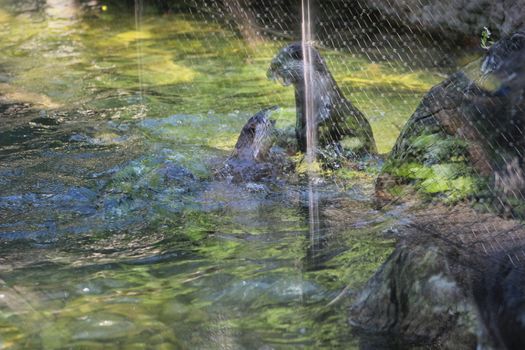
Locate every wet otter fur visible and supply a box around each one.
[268,42,377,158]
[231,105,278,162]
[217,106,292,182]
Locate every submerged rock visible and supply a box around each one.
[350,242,479,348]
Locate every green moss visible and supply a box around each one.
[385,184,407,197]
[385,162,431,180]
[409,134,469,164]
[380,125,487,203]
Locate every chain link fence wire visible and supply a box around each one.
[175,0,523,209]
[162,2,523,201]
[172,0,477,155]
[0,0,524,345]
[169,0,525,304]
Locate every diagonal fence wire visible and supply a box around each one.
[174,0,525,277]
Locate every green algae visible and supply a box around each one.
[0,206,391,349]
[382,131,484,202]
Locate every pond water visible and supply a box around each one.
[0,1,450,348]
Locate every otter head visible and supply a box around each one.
[267,42,327,87]
[232,106,278,162]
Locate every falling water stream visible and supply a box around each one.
[301,0,322,265]
[134,0,146,118]
[301,0,316,166]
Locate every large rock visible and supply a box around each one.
[352,32,525,348]
[376,31,525,215]
[350,204,525,349]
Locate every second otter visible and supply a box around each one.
[267,42,377,158]
[217,106,292,182]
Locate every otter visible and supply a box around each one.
[216,106,292,182]
[231,105,278,162]
[267,42,377,158]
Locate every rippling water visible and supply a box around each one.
[0,1,447,348]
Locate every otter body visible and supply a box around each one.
[268,42,376,157]
[231,106,278,162]
[217,106,292,182]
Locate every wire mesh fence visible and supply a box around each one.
[173,0,525,287]
[167,0,462,162]
[0,0,525,347]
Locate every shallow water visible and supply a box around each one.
[0,1,449,348]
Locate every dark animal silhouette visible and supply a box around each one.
[268,42,376,156]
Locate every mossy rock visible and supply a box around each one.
[376,65,521,207]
